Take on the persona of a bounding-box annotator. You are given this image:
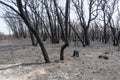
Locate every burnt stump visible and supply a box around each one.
[72,50,79,57]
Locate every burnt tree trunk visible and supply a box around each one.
[111,27,118,46]
[104,26,107,43]
[29,30,37,46]
[60,0,70,60]
[103,7,108,44]
[84,28,90,46]
[116,31,120,46]
[60,42,69,60]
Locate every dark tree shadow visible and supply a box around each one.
[0,62,45,71]
[0,59,63,71]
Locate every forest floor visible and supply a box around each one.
[0,39,120,80]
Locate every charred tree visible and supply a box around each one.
[0,0,50,63]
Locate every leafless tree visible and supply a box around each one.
[3,11,27,39]
[60,0,70,60]
[100,0,108,43]
[53,0,70,60]
[72,0,101,46]
[43,0,59,44]
[0,0,50,63]
[101,0,120,45]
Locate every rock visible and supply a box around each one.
[98,55,109,60]
[98,55,103,58]
[103,56,109,60]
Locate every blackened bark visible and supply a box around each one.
[72,50,79,57]
[103,5,108,44]
[84,28,90,46]
[111,27,117,46]
[60,42,69,60]
[35,32,50,63]
[116,31,120,46]
[104,26,107,43]
[29,30,37,46]
[60,0,70,60]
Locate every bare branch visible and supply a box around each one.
[0,1,20,15]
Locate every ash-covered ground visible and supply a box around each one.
[0,39,120,80]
